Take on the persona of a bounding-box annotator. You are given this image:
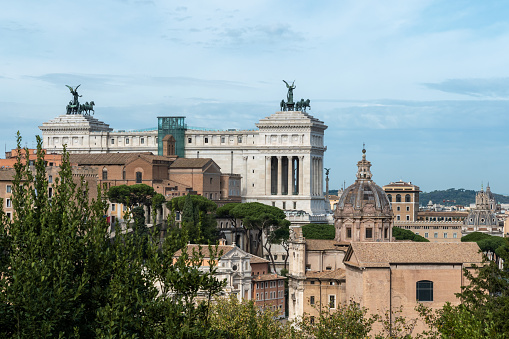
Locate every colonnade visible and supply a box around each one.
[311,156,323,196]
[265,155,304,196]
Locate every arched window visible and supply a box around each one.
[416,280,433,302]
[396,194,401,202]
[387,194,392,202]
[405,194,411,202]
[102,168,108,180]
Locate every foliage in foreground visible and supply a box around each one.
[0,134,224,338]
[209,297,297,339]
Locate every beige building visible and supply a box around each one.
[344,242,482,333]
[288,148,392,321]
[288,149,484,335]
[383,180,420,222]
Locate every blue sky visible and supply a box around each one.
[2,0,509,194]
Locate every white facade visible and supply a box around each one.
[184,110,328,215]
[40,115,158,154]
[40,110,328,216]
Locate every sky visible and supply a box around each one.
[1,0,509,194]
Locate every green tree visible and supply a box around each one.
[301,223,335,240]
[0,134,225,338]
[228,202,288,272]
[462,231,506,254]
[208,296,297,339]
[0,135,111,337]
[393,226,429,242]
[168,194,218,244]
[108,183,156,210]
[298,302,378,339]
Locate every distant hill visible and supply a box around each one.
[329,188,509,206]
[420,188,509,207]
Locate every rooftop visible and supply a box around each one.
[345,242,482,268]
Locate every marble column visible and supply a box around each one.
[277,156,282,195]
[265,156,271,195]
[299,156,304,195]
[288,156,293,195]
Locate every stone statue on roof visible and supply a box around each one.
[282,80,296,104]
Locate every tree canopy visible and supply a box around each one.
[462,231,507,253]
[393,226,429,242]
[301,223,335,240]
[167,193,218,244]
[0,134,225,338]
[107,183,156,208]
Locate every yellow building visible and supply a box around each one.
[383,180,420,222]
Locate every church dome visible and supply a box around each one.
[336,148,391,214]
[334,148,393,243]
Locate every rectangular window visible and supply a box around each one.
[366,228,373,238]
[282,202,286,209]
[125,138,129,144]
[6,185,11,193]
[111,204,116,211]
[256,293,259,300]
[453,233,457,238]
[415,232,419,235]
[6,199,12,208]
[204,137,209,143]
[221,137,225,143]
[111,139,115,144]
[397,206,400,211]
[310,296,315,305]
[406,206,410,211]
[434,232,438,238]
[347,228,352,238]
[444,233,448,238]
[416,280,433,301]
[329,295,336,309]
[48,176,53,183]
[188,138,192,143]
[397,215,401,221]
[6,212,11,220]
[48,187,53,198]
[136,172,142,183]
[238,136,242,143]
[140,138,145,144]
[425,232,429,238]
[293,202,297,209]
[406,215,410,221]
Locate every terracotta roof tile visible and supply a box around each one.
[305,239,349,251]
[348,242,482,268]
[252,273,286,281]
[170,158,213,168]
[69,153,172,165]
[250,255,270,264]
[0,169,15,181]
[174,244,235,258]
[306,269,345,280]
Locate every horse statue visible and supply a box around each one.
[302,99,311,112]
[280,99,287,111]
[79,101,95,115]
